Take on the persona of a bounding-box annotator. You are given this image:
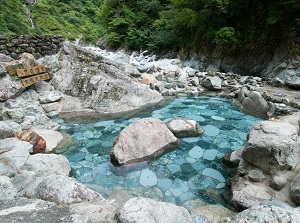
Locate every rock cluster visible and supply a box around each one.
[1,43,300,222]
[224,120,300,214]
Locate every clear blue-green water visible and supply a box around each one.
[60,96,261,208]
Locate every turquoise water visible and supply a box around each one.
[60,96,261,207]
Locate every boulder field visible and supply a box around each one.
[1,42,300,222]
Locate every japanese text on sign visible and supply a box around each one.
[16,64,47,78]
[21,73,50,88]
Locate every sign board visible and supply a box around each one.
[21,73,50,88]
[16,64,47,78]
[16,64,51,88]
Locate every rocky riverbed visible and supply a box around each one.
[1,42,300,222]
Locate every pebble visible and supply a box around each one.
[202,168,225,183]
[203,125,220,137]
[139,169,158,187]
[203,149,218,161]
[189,146,204,159]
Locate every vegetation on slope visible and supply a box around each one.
[0,0,300,53]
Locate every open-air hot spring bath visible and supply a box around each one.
[59,96,261,209]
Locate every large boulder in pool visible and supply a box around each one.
[118,197,192,223]
[166,117,204,138]
[110,118,180,166]
[243,121,300,174]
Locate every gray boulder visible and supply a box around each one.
[124,64,141,77]
[34,81,52,93]
[21,154,70,176]
[201,76,222,90]
[118,197,192,223]
[0,197,116,223]
[5,52,38,75]
[230,201,300,223]
[0,77,25,102]
[229,182,272,210]
[37,54,61,73]
[110,118,180,166]
[52,43,163,114]
[166,117,204,137]
[0,121,14,139]
[0,198,71,223]
[239,89,270,117]
[21,174,104,205]
[285,77,300,90]
[243,121,300,174]
[0,138,32,177]
[38,91,63,104]
[191,205,236,223]
[2,99,59,130]
[0,176,17,200]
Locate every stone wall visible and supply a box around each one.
[0,35,65,59]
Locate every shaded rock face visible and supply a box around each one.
[166,117,204,138]
[15,130,46,154]
[243,121,300,174]
[118,197,192,223]
[110,118,180,166]
[52,43,163,114]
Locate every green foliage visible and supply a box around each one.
[0,0,103,44]
[214,27,238,45]
[0,0,33,34]
[1,0,299,53]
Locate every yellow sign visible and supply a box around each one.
[16,64,47,78]
[21,73,51,88]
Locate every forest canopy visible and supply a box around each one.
[0,0,299,52]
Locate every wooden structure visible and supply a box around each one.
[16,64,51,87]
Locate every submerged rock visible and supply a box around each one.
[110,118,180,166]
[118,197,192,223]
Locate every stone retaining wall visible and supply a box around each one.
[0,35,65,59]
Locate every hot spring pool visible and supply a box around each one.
[59,96,261,208]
